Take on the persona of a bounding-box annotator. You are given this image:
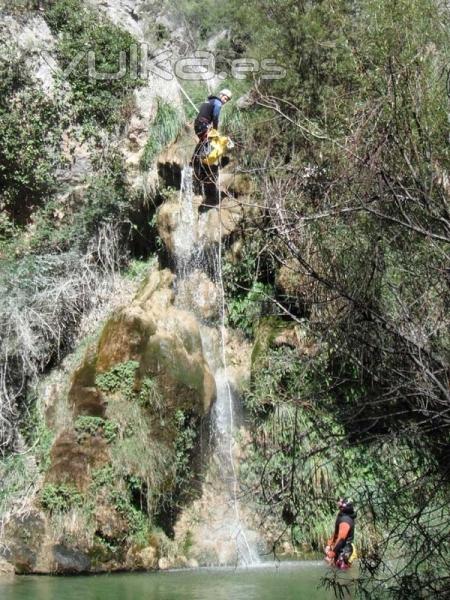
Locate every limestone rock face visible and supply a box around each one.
[156,189,245,260]
[177,270,220,322]
[126,545,158,570]
[52,545,91,574]
[156,198,182,256]
[45,429,110,491]
[0,558,14,576]
[1,510,93,575]
[198,197,244,244]
[1,511,47,574]
[0,14,61,97]
[69,266,215,420]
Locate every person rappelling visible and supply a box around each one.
[191,89,234,203]
[194,88,232,141]
[324,498,358,570]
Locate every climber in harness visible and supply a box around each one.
[194,88,232,142]
[191,89,233,202]
[324,498,358,570]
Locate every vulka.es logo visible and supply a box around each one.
[61,46,286,81]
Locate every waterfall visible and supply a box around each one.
[173,166,259,566]
[173,166,197,277]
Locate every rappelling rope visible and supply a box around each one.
[176,80,199,113]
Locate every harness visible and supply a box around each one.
[194,97,221,138]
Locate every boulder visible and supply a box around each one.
[156,199,183,256]
[1,511,47,574]
[198,197,243,244]
[158,556,171,570]
[66,266,215,423]
[0,559,14,576]
[52,545,91,574]
[125,544,158,570]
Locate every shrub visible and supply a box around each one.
[0,69,63,224]
[40,483,83,513]
[45,0,141,129]
[138,376,163,410]
[95,361,139,398]
[74,415,118,443]
[226,282,274,338]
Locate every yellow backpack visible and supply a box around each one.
[202,129,234,166]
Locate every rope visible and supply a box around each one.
[177,81,199,113]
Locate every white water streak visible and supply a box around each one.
[174,166,259,566]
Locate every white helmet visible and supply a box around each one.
[219,88,232,100]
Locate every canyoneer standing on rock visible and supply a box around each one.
[325,498,357,569]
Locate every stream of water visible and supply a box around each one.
[174,167,259,565]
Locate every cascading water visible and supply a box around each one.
[173,166,259,566]
[173,166,197,277]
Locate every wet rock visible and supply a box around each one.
[45,429,109,491]
[1,511,47,574]
[158,556,171,570]
[177,271,219,321]
[216,171,255,197]
[52,545,91,574]
[0,559,15,576]
[156,198,184,256]
[69,346,106,417]
[198,197,244,244]
[66,267,215,424]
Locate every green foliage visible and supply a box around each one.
[226,282,273,337]
[173,410,197,489]
[45,0,141,129]
[40,483,83,513]
[89,533,121,564]
[27,151,129,254]
[125,259,152,282]
[95,360,139,397]
[241,344,374,552]
[74,415,118,443]
[222,230,277,337]
[91,465,116,491]
[109,488,151,540]
[0,80,63,226]
[140,100,183,170]
[171,0,248,44]
[95,361,163,412]
[179,81,208,121]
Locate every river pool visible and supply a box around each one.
[0,561,348,599]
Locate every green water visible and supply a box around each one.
[0,562,342,599]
